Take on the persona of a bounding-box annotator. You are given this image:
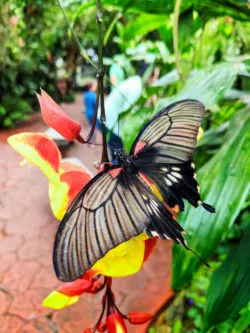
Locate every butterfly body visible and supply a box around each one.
[53,100,215,282]
[113,149,137,173]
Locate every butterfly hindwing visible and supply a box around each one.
[136,162,201,211]
[53,166,185,282]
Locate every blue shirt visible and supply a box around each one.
[83,90,96,122]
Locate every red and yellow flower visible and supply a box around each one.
[8,90,177,331]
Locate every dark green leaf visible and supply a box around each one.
[172,108,250,290]
[102,0,249,21]
[202,224,250,332]
[0,106,7,116]
[123,13,167,41]
[73,0,95,23]
[234,302,250,333]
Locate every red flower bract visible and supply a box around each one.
[106,313,127,333]
[128,311,153,324]
[37,89,82,142]
[83,329,92,333]
[57,278,93,297]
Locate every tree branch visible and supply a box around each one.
[96,0,109,164]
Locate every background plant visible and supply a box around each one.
[1,0,250,331]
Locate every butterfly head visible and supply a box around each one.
[112,149,135,170]
[112,149,124,163]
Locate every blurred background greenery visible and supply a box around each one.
[1,0,250,332]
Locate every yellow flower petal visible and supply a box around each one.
[42,290,79,310]
[197,127,204,141]
[93,233,148,277]
[48,181,69,220]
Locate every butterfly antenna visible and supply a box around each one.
[90,143,103,146]
[182,242,210,268]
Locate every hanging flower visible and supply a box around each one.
[7,132,159,280]
[8,90,180,331]
[36,89,84,142]
[7,132,91,219]
[106,313,127,333]
[128,312,153,325]
[78,278,152,333]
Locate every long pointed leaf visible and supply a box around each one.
[202,223,250,332]
[172,108,250,290]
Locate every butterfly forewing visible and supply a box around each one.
[130,100,214,212]
[131,99,205,164]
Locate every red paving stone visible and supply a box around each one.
[0,94,174,333]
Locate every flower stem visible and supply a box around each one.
[96,0,109,164]
[173,0,184,82]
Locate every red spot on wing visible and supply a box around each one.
[139,172,154,186]
[109,168,122,178]
[134,141,147,156]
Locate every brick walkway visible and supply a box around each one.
[0,94,173,333]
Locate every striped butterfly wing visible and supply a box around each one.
[130,100,215,213]
[130,99,205,163]
[53,166,186,282]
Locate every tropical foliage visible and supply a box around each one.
[78,1,249,332]
[3,0,250,332]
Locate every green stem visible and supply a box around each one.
[173,0,184,82]
[97,0,109,164]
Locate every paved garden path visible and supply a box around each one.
[0,94,173,333]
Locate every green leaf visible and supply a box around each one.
[2,117,15,128]
[73,0,95,23]
[157,62,239,110]
[234,302,250,333]
[9,111,25,120]
[152,69,179,87]
[0,105,7,116]
[193,0,250,22]
[196,122,229,149]
[123,13,167,41]
[103,12,122,46]
[173,319,183,333]
[102,0,249,21]
[102,0,177,14]
[172,107,250,290]
[202,225,250,332]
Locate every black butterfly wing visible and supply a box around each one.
[53,166,186,282]
[130,100,215,212]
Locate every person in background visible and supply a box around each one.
[83,80,97,146]
[109,56,125,92]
